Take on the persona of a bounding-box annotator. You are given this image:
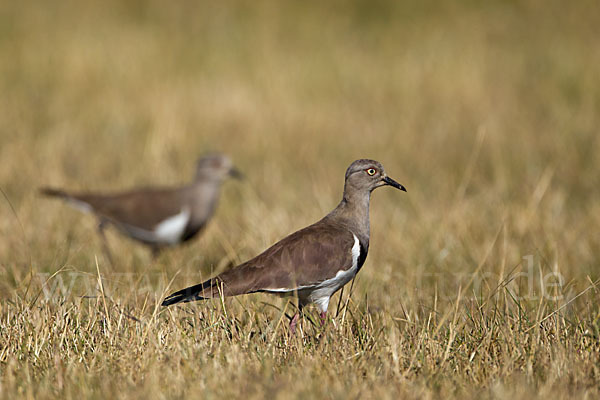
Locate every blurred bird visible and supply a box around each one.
[162,159,406,334]
[41,153,242,262]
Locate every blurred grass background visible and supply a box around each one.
[1,0,599,398]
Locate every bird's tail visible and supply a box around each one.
[39,187,94,213]
[161,279,219,306]
[39,187,68,198]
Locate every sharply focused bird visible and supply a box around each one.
[162,159,406,333]
[41,153,241,261]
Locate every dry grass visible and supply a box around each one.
[1,0,600,398]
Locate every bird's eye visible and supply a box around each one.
[366,168,377,176]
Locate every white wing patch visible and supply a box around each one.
[65,198,93,214]
[350,233,361,271]
[263,287,309,293]
[153,207,191,245]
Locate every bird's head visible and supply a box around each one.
[344,159,406,194]
[195,153,242,182]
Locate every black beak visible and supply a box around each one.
[383,176,407,192]
[229,167,244,180]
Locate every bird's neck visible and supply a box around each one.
[327,189,371,246]
[188,180,221,218]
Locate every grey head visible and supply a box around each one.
[343,159,406,199]
[194,153,242,183]
[326,159,406,247]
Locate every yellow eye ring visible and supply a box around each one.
[366,168,377,176]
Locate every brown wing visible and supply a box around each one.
[214,221,355,296]
[70,188,186,230]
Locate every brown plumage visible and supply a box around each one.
[41,154,241,258]
[162,159,406,332]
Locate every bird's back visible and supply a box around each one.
[70,187,187,230]
[212,219,357,296]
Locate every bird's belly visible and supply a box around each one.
[301,265,358,312]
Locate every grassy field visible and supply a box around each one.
[1,0,600,398]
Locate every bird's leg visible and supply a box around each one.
[320,311,327,327]
[150,245,161,260]
[289,312,300,335]
[289,303,304,335]
[97,220,115,267]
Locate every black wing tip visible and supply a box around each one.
[39,187,65,197]
[161,293,206,307]
[161,296,183,307]
[160,290,193,307]
[161,280,213,307]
